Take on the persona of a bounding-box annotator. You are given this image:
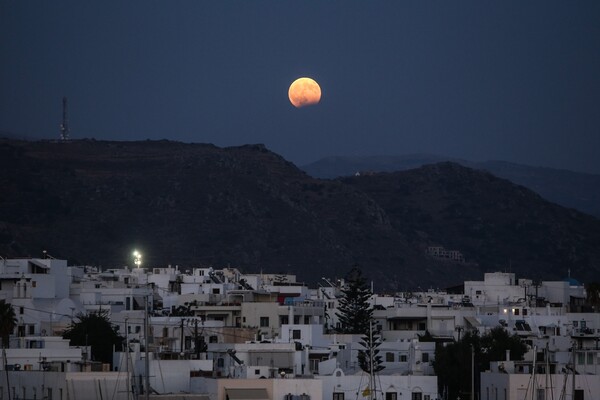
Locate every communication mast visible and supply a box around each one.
[60,96,70,141]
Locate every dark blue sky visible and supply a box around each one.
[2,1,599,172]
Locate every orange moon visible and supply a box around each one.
[288,77,321,108]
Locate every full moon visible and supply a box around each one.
[288,77,321,108]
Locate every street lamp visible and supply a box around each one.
[133,250,142,268]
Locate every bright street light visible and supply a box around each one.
[133,250,142,268]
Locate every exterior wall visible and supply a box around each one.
[0,371,130,400]
[209,342,296,377]
[280,324,327,349]
[217,378,274,400]
[215,378,322,400]
[147,359,213,394]
[465,273,523,306]
[1,258,70,300]
[541,281,570,305]
[2,337,86,368]
[318,370,438,400]
[242,302,281,337]
[481,372,600,400]
[273,378,322,400]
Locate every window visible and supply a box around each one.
[536,389,544,400]
[577,352,585,365]
[514,308,520,316]
[333,393,344,400]
[422,353,429,362]
[255,369,260,374]
[400,354,407,362]
[386,352,394,362]
[386,393,398,400]
[292,330,301,339]
[260,317,269,327]
[587,352,594,365]
[309,359,320,373]
[29,325,35,335]
[523,308,528,316]
[20,307,24,314]
[217,358,224,367]
[209,335,218,343]
[32,281,37,288]
[212,288,220,294]
[418,322,426,330]
[411,393,422,400]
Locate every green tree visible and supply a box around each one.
[479,326,528,365]
[0,300,17,348]
[335,266,373,334]
[434,327,526,400]
[62,310,123,366]
[358,324,385,375]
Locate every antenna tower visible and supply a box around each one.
[60,96,70,141]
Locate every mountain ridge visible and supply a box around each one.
[302,155,600,218]
[2,139,599,289]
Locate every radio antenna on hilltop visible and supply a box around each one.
[60,96,70,141]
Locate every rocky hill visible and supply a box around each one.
[302,155,600,218]
[2,139,599,289]
[340,163,600,284]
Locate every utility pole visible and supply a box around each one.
[144,294,150,400]
[125,318,131,400]
[471,345,475,400]
[369,320,375,400]
[194,319,199,359]
[180,318,185,357]
[3,347,12,400]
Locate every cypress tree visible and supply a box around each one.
[335,266,373,334]
[358,323,385,375]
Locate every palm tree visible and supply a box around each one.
[0,300,17,348]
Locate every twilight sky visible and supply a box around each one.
[1,1,599,172]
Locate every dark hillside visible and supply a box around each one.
[2,139,599,288]
[303,155,600,218]
[341,163,600,282]
[0,139,426,287]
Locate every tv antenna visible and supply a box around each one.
[60,96,70,141]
